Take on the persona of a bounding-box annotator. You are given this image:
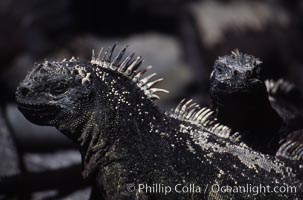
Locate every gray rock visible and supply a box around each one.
[0,107,20,176]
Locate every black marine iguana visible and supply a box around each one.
[210,49,303,156]
[16,45,302,199]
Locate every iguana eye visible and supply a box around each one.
[50,83,68,95]
[215,64,225,75]
[216,67,223,73]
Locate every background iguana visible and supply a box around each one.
[210,50,303,156]
[16,45,302,199]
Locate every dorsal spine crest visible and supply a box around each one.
[170,99,242,143]
[90,44,169,100]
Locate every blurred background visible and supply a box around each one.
[1,0,303,199]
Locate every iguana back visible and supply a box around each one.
[15,45,302,199]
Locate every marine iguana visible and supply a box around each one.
[210,49,303,155]
[16,45,302,199]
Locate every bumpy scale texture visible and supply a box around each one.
[210,49,303,156]
[16,45,302,199]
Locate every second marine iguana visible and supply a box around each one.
[16,45,302,199]
[210,50,303,155]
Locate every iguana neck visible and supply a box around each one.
[213,87,282,131]
[64,85,172,178]
[213,86,283,154]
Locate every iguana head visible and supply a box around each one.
[15,58,95,127]
[210,50,265,106]
[16,45,168,137]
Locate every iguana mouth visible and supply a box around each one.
[17,102,60,125]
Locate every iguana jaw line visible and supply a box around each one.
[16,100,60,125]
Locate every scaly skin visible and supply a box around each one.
[16,46,302,199]
[210,50,303,155]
